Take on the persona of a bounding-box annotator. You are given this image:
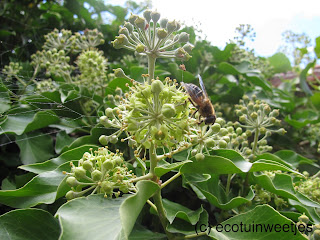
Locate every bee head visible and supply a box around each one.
[205,115,216,125]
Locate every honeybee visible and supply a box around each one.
[182,75,216,125]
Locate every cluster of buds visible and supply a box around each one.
[36,79,56,92]
[43,29,73,53]
[99,76,194,157]
[253,178,287,210]
[302,123,320,153]
[31,49,73,80]
[72,29,105,53]
[75,50,108,91]
[112,9,193,63]
[295,213,320,240]
[2,62,22,81]
[294,173,320,203]
[64,147,135,199]
[235,95,286,160]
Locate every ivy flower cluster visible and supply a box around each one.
[64,147,135,200]
[235,95,286,160]
[112,9,193,81]
[294,173,320,203]
[99,77,194,157]
[2,62,23,82]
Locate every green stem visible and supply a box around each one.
[251,128,260,157]
[161,172,181,189]
[147,54,156,84]
[149,142,157,176]
[153,189,175,239]
[226,174,232,196]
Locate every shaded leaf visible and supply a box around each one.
[155,160,192,177]
[268,52,292,73]
[299,60,315,96]
[16,131,54,165]
[0,209,60,240]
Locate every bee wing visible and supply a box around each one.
[181,81,205,105]
[197,74,208,98]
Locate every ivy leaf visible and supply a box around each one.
[0,209,60,240]
[56,194,128,240]
[150,198,204,224]
[209,205,307,239]
[0,162,70,208]
[120,180,160,238]
[315,36,320,58]
[268,52,292,73]
[16,131,54,165]
[129,224,166,240]
[55,130,74,154]
[285,109,319,128]
[185,174,254,210]
[252,172,320,210]
[274,150,319,168]
[19,145,98,174]
[155,160,192,177]
[0,110,59,135]
[299,60,316,96]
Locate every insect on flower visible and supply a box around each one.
[181,74,216,125]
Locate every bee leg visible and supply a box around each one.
[188,97,199,118]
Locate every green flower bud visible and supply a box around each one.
[160,18,168,28]
[157,28,168,39]
[259,140,267,146]
[105,108,114,118]
[245,130,252,137]
[119,27,129,36]
[162,103,176,118]
[143,9,152,22]
[211,123,221,134]
[128,14,138,25]
[175,47,192,61]
[236,127,242,135]
[276,128,286,135]
[191,149,198,156]
[134,17,146,30]
[298,213,309,224]
[222,136,230,143]
[136,43,145,53]
[124,22,134,33]
[190,136,198,144]
[151,80,164,94]
[166,20,177,33]
[103,160,114,170]
[218,140,227,148]
[127,120,139,131]
[110,135,118,144]
[219,128,228,136]
[151,11,160,23]
[250,112,258,119]
[101,181,114,194]
[205,138,215,148]
[270,109,280,117]
[227,126,234,133]
[83,160,93,171]
[239,115,247,123]
[215,117,226,126]
[114,68,129,79]
[128,139,137,148]
[119,183,130,193]
[195,153,205,161]
[259,127,266,134]
[178,32,189,43]
[74,167,87,179]
[66,177,79,187]
[91,170,102,181]
[66,190,77,200]
[115,87,122,96]
[183,43,194,54]
[263,105,271,114]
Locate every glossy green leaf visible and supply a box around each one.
[120,180,160,238]
[180,149,298,175]
[288,199,320,224]
[300,60,315,96]
[155,160,192,177]
[20,145,97,174]
[56,194,128,240]
[252,172,320,209]
[151,198,204,224]
[166,209,209,235]
[274,150,319,168]
[209,205,306,239]
[0,110,59,135]
[268,52,292,73]
[310,92,320,110]
[15,131,54,165]
[130,66,147,81]
[211,43,236,62]
[0,162,69,208]
[0,85,11,113]
[0,208,60,240]
[185,174,254,210]
[285,109,319,128]
[129,224,166,240]
[55,130,74,154]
